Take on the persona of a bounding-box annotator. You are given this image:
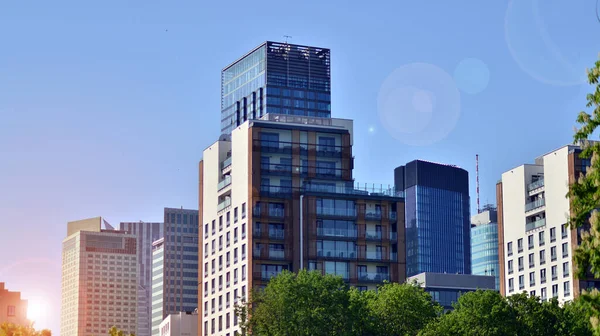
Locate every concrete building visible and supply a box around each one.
[394,160,471,277]
[408,272,496,310]
[151,208,199,336]
[0,283,29,325]
[199,113,405,336]
[158,311,198,336]
[60,217,138,336]
[120,221,164,336]
[220,41,331,135]
[497,143,600,302]
[471,206,500,290]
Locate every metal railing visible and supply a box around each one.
[317,250,357,259]
[316,207,357,217]
[217,175,232,191]
[217,198,231,212]
[358,272,390,282]
[528,179,544,191]
[221,157,232,170]
[525,198,545,212]
[317,227,358,238]
[365,212,382,220]
[526,218,546,231]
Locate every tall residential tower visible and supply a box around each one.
[471,206,500,290]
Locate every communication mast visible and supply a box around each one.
[476,154,480,214]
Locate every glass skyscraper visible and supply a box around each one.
[471,207,500,290]
[394,160,471,277]
[220,41,331,134]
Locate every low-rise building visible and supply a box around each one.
[159,311,198,336]
[0,282,29,326]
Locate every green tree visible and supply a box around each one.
[108,326,134,336]
[0,323,51,336]
[367,282,441,336]
[567,53,600,334]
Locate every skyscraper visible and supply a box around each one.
[220,41,331,135]
[394,160,471,277]
[471,206,500,290]
[150,208,199,336]
[61,217,138,336]
[120,221,164,336]
[497,143,600,302]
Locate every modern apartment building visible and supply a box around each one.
[0,282,29,325]
[120,221,164,336]
[471,206,500,290]
[394,160,471,277]
[497,143,600,302]
[158,311,198,336]
[220,41,331,135]
[61,217,138,336]
[199,113,405,336]
[151,208,199,336]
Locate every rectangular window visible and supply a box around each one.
[7,306,15,316]
[226,232,230,247]
[539,250,546,265]
[539,231,545,246]
[242,265,246,281]
[563,262,570,277]
[242,244,246,260]
[219,236,223,251]
[242,203,246,218]
[550,228,556,242]
[552,284,558,298]
[242,224,246,239]
[219,216,223,231]
[528,235,534,250]
[518,257,524,271]
[509,278,514,292]
[562,242,569,258]
[517,238,523,253]
[519,275,524,289]
[212,220,216,234]
[541,288,547,301]
[234,228,238,243]
[528,253,535,268]
[552,265,558,281]
[564,281,571,296]
[529,272,535,286]
[226,212,231,227]
[541,269,547,284]
[551,246,557,261]
[507,242,513,256]
[508,260,514,274]
[234,207,238,223]
[561,224,568,239]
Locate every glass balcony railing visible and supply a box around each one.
[316,207,357,217]
[365,231,383,240]
[526,218,546,231]
[318,249,357,259]
[217,198,231,212]
[366,251,384,260]
[260,271,281,280]
[221,157,232,170]
[525,198,545,211]
[365,212,382,220]
[217,175,232,191]
[528,179,544,191]
[358,272,390,282]
[389,211,397,220]
[389,232,398,241]
[269,229,284,240]
[269,249,285,259]
[391,252,398,261]
[316,228,357,238]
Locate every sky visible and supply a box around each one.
[0,0,599,334]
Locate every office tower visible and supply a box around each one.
[497,143,600,302]
[158,311,198,336]
[394,160,471,277]
[199,113,405,336]
[220,41,331,135]
[120,221,164,336]
[471,205,500,290]
[61,217,138,336]
[0,282,29,325]
[151,208,199,336]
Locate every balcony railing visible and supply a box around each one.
[269,229,285,240]
[316,207,357,218]
[304,183,404,198]
[358,272,390,283]
[528,179,544,191]
[217,175,232,191]
[317,249,357,259]
[389,211,397,221]
[365,212,382,220]
[217,198,231,212]
[525,198,545,212]
[365,231,383,240]
[526,218,546,232]
[316,227,358,239]
[221,157,232,170]
[261,163,293,175]
[260,185,292,197]
[253,248,288,260]
[255,271,282,281]
[389,232,398,241]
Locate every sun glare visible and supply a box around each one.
[27,300,47,325]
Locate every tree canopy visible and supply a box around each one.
[0,323,51,336]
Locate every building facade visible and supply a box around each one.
[61,217,138,336]
[158,312,198,336]
[471,207,500,290]
[199,113,405,336]
[150,208,199,336]
[120,221,164,336]
[220,41,331,135]
[407,272,496,310]
[497,144,600,302]
[0,283,29,325]
[394,160,471,277]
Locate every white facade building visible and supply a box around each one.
[159,312,198,336]
[497,144,594,303]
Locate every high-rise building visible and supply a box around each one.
[394,160,471,277]
[497,143,600,302]
[120,221,164,336]
[471,206,500,290]
[0,282,29,325]
[61,217,138,336]
[220,41,331,135]
[150,208,199,336]
[199,113,405,335]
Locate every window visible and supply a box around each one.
[242,224,246,239]
[508,260,514,274]
[219,256,223,270]
[529,272,535,286]
[219,236,223,251]
[528,253,534,268]
[7,306,15,316]
[226,252,230,266]
[212,260,216,274]
[226,212,231,227]
[541,269,547,283]
[539,231,545,246]
[550,228,556,242]
[226,232,230,247]
[212,220,216,234]
[324,261,350,279]
[234,228,238,243]
[551,246,557,261]
[204,282,208,297]
[219,276,223,290]
[242,244,246,260]
[528,235,534,250]
[204,243,208,257]
[242,265,246,280]
[564,281,571,296]
[212,240,216,255]
[234,269,238,284]
[204,262,208,278]
[205,223,209,238]
[530,290,536,297]
[219,216,223,231]
[518,257,524,271]
[552,265,558,281]
[563,262,570,277]
[541,287,547,301]
[509,278,514,292]
[519,275,524,289]
[507,242,513,256]
[562,242,569,258]
[561,224,568,239]
[517,238,523,253]
[552,284,558,298]
[234,207,238,223]
[234,248,238,263]
[539,250,546,265]
[242,203,246,218]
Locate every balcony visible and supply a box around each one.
[528,179,544,192]
[261,163,292,176]
[217,176,232,191]
[365,212,382,221]
[526,218,546,232]
[221,156,232,173]
[260,185,292,198]
[317,249,357,259]
[269,229,285,240]
[365,251,384,261]
[253,248,288,260]
[389,211,398,221]
[254,271,282,281]
[365,230,383,241]
[389,232,398,241]
[525,198,545,212]
[217,198,231,212]
[357,272,390,283]
[253,206,285,218]
[316,227,357,239]
[316,207,357,218]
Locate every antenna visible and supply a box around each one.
[476,154,480,214]
[283,35,292,43]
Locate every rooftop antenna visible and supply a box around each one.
[283,35,292,44]
[476,154,480,214]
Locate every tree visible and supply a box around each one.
[367,282,441,336]
[108,326,134,336]
[568,53,600,334]
[0,323,51,336]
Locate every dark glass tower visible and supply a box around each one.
[220,41,331,135]
[394,160,471,277]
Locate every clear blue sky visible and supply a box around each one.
[0,0,598,333]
